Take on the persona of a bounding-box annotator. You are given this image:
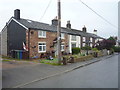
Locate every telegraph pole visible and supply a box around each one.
[57,0,61,64]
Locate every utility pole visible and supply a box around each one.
[57,0,61,64]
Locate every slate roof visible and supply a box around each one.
[14,17,104,39]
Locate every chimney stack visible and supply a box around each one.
[14,9,20,20]
[82,25,87,32]
[66,20,71,29]
[93,29,97,35]
[52,16,58,26]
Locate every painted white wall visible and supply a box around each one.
[69,35,71,53]
[69,35,81,53]
[76,36,81,48]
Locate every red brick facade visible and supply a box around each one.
[26,29,69,58]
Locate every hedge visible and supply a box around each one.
[72,47,81,55]
[82,45,91,50]
[112,46,120,52]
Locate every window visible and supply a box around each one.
[71,35,76,41]
[90,38,93,42]
[83,43,86,47]
[71,43,76,48]
[83,37,86,42]
[61,43,65,51]
[61,33,64,39]
[38,31,46,38]
[90,43,93,47]
[38,42,46,53]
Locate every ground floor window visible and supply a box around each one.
[90,43,93,47]
[71,43,76,48]
[83,43,86,47]
[38,42,46,53]
[61,43,65,51]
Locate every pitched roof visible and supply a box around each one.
[13,17,104,39]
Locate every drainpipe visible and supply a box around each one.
[28,29,30,59]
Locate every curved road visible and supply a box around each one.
[21,54,118,88]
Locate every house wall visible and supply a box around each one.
[7,20,26,55]
[1,26,7,56]
[26,30,69,58]
[0,32,1,55]
[69,35,81,53]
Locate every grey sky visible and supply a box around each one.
[0,0,119,38]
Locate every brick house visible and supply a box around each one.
[1,9,104,59]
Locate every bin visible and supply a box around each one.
[19,51,22,59]
[17,51,19,59]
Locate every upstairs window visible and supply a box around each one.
[61,33,64,39]
[90,38,93,42]
[83,37,86,42]
[71,35,76,41]
[38,31,46,38]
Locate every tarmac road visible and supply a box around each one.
[21,54,118,88]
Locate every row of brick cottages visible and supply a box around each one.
[1,9,104,59]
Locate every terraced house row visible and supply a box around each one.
[1,9,104,59]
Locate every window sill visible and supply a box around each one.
[38,36,46,38]
[38,51,46,53]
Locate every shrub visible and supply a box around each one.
[72,47,81,55]
[112,46,120,52]
[92,48,98,51]
[82,45,91,50]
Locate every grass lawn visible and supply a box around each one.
[39,58,62,65]
[2,56,62,66]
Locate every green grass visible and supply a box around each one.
[2,56,30,62]
[2,60,12,62]
[39,58,62,66]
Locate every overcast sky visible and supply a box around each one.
[0,0,119,38]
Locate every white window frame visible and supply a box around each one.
[71,35,76,41]
[38,30,46,38]
[90,43,93,47]
[71,43,76,48]
[83,43,86,47]
[90,38,93,42]
[83,37,86,42]
[61,43,65,51]
[61,33,65,39]
[38,42,46,53]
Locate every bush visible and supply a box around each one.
[82,45,91,50]
[72,47,81,55]
[112,46,120,52]
[92,48,98,51]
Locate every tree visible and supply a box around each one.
[96,37,116,50]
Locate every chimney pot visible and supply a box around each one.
[93,29,97,35]
[52,16,58,26]
[82,25,87,32]
[66,20,71,29]
[14,9,20,20]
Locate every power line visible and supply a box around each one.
[40,0,52,21]
[78,0,118,30]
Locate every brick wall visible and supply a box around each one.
[26,30,69,58]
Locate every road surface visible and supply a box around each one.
[21,54,118,88]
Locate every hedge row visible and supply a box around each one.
[112,46,120,52]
